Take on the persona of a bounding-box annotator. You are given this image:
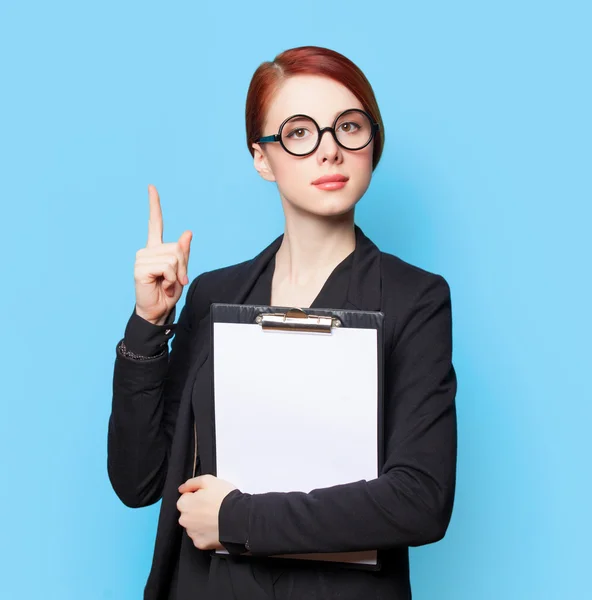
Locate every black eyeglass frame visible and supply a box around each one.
[257,108,380,157]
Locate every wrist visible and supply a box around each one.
[135,308,170,326]
[124,307,177,356]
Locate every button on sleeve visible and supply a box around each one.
[123,305,177,357]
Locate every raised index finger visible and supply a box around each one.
[147,184,163,247]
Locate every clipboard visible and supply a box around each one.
[210,303,385,571]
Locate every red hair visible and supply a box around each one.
[245,46,385,170]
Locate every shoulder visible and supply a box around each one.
[198,258,254,296]
[378,251,452,341]
[380,250,451,301]
[377,251,454,358]
[184,257,256,322]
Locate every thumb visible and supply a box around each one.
[180,230,192,258]
[178,230,192,286]
[178,476,203,493]
[180,229,193,249]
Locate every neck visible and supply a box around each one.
[275,205,356,286]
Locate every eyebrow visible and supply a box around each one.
[287,108,356,121]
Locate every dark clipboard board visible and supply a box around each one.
[209,303,385,572]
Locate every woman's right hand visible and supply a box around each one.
[133,184,193,326]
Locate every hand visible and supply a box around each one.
[133,184,193,325]
[177,474,238,551]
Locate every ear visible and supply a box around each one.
[252,143,276,182]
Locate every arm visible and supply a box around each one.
[118,303,178,359]
[107,274,203,508]
[218,275,457,555]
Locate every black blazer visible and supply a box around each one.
[107,225,457,600]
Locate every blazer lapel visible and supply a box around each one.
[187,232,285,382]
[345,225,382,312]
[229,234,285,304]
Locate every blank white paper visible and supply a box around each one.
[213,320,379,565]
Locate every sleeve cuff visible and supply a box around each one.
[218,489,252,555]
[123,305,177,356]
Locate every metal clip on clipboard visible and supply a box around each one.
[255,307,342,333]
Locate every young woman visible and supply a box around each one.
[108,45,457,600]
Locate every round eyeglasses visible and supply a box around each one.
[257,109,379,157]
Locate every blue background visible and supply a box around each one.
[1,1,590,598]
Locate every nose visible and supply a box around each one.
[316,128,342,164]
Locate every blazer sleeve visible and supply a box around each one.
[121,305,178,357]
[107,274,203,508]
[218,274,457,555]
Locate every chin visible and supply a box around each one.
[288,199,353,218]
[312,204,357,218]
[285,189,358,216]
[312,194,360,218]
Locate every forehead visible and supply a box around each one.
[264,75,364,130]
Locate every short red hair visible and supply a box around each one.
[245,46,385,170]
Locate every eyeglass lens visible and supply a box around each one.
[281,110,373,155]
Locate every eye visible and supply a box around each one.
[338,121,361,133]
[285,127,312,140]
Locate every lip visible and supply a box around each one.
[311,174,349,185]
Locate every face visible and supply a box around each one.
[251,75,374,218]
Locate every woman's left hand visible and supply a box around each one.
[177,474,238,550]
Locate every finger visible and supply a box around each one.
[135,263,179,298]
[138,239,190,286]
[178,482,197,493]
[147,184,164,248]
[161,264,180,296]
[178,476,203,493]
[177,231,192,285]
[137,241,185,259]
[135,252,179,270]
[176,492,194,512]
[135,261,178,286]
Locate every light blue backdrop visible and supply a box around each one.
[1,1,590,598]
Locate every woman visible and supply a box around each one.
[108,45,457,600]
